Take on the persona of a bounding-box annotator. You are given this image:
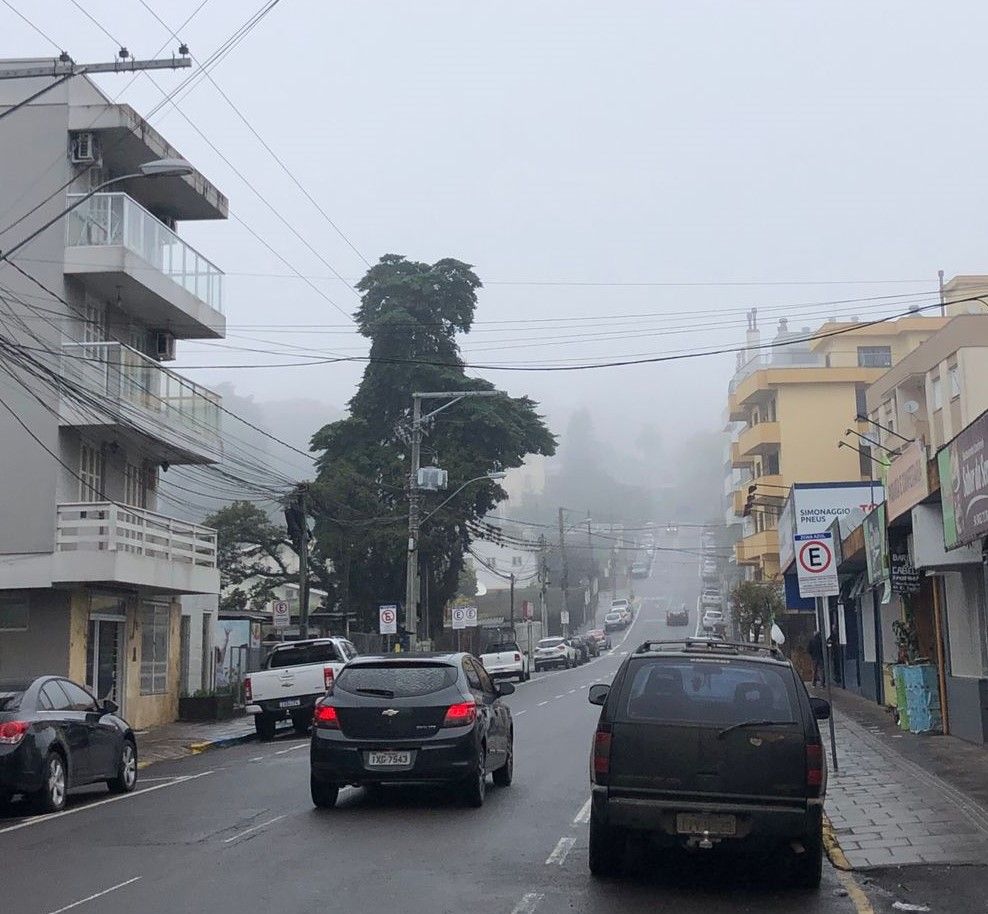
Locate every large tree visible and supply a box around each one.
[310,255,556,637]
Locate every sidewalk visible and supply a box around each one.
[819,687,988,869]
[135,716,256,768]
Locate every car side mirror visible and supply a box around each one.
[809,697,830,720]
[496,681,515,697]
[101,699,119,716]
[588,684,610,706]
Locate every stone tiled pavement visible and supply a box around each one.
[824,709,988,869]
[135,716,255,767]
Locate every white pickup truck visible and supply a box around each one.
[479,640,531,683]
[245,637,357,740]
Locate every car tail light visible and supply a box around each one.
[592,724,612,784]
[442,701,477,727]
[313,703,339,729]
[244,676,252,703]
[323,666,335,692]
[806,742,823,795]
[514,653,521,662]
[0,721,29,745]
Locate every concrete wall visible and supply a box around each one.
[776,383,866,482]
[944,676,988,745]
[0,590,71,677]
[180,594,217,695]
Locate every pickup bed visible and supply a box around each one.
[245,638,357,740]
[479,641,530,682]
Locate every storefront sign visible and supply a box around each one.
[939,408,988,550]
[886,441,929,522]
[890,551,921,594]
[863,504,889,586]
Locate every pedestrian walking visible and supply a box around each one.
[808,630,824,687]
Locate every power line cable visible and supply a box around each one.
[2,0,63,51]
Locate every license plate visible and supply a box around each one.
[676,813,737,836]
[367,751,412,767]
[279,698,301,709]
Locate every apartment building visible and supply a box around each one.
[726,311,948,580]
[0,62,227,728]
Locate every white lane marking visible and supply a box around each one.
[573,798,591,824]
[45,876,142,914]
[0,771,215,836]
[223,814,287,843]
[537,700,549,707]
[274,743,308,755]
[249,756,265,762]
[510,892,544,914]
[568,689,577,694]
[554,695,565,700]
[514,709,527,716]
[133,776,176,782]
[545,835,577,865]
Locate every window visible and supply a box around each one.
[140,603,170,695]
[59,680,98,712]
[931,374,943,411]
[0,593,28,631]
[462,657,482,690]
[41,682,73,712]
[78,442,104,501]
[855,385,868,417]
[266,642,342,668]
[857,346,892,368]
[476,664,496,696]
[124,462,156,508]
[81,293,106,344]
[949,363,961,400]
[858,446,873,478]
[335,663,457,697]
[764,452,780,475]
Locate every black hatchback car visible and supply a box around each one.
[0,676,137,813]
[310,653,514,809]
[587,639,830,887]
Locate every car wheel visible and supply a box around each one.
[462,747,486,808]
[35,752,67,814]
[588,812,625,877]
[492,735,513,787]
[107,739,138,794]
[291,711,311,735]
[310,775,339,809]
[254,713,276,741]
[791,817,824,889]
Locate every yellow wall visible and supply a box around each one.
[124,598,182,730]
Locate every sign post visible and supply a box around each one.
[379,604,397,650]
[272,600,290,630]
[452,605,467,651]
[795,531,840,772]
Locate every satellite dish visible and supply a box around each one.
[771,623,786,646]
[903,400,920,415]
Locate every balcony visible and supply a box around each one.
[731,441,754,468]
[64,193,224,338]
[736,421,781,458]
[59,341,221,464]
[735,529,779,566]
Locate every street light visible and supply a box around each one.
[0,157,195,263]
[419,472,506,527]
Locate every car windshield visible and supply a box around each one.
[267,642,342,668]
[0,690,24,710]
[335,663,458,698]
[538,638,564,649]
[604,613,622,621]
[484,643,519,653]
[617,658,798,727]
[612,601,628,609]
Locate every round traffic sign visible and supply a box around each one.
[798,539,833,574]
[452,607,466,621]
[380,608,396,625]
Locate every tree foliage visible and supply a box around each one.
[730,580,785,642]
[310,255,556,636]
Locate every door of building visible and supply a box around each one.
[87,617,125,714]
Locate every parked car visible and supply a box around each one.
[701,560,719,579]
[245,637,358,740]
[568,637,590,665]
[630,561,649,579]
[604,612,625,633]
[0,676,137,813]
[479,641,530,683]
[611,599,632,622]
[702,609,726,633]
[701,588,722,608]
[666,523,678,534]
[586,639,831,886]
[589,629,612,651]
[666,605,689,627]
[534,637,577,670]
[583,635,601,658]
[310,653,514,808]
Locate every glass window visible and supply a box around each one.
[616,658,798,726]
[335,663,458,698]
[59,680,98,712]
[855,385,868,417]
[949,364,961,399]
[474,661,496,695]
[857,346,892,368]
[485,642,520,654]
[0,594,28,631]
[859,446,873,478]
[0,690,24,711]
[36,689,53,711]
[78,441,104,501]
[140,603,170,695]
[932,374,943,410]
[462,657,482,689]
[267,642,343,668]
[41,681,73,712]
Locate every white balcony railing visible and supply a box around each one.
[65,192,224,312]
[60,341,220,459]
[56,502,217,569]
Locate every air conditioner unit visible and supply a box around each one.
[70,132,97,163]
[155,331,176,361]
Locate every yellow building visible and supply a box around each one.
[726,315,948,580]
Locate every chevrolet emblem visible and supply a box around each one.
[381,709,400,717]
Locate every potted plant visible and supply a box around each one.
[178,687,237,722]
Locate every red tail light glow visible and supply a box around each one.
[0,721,29,745]
[592,726,612,782]
[514,653,521,662]
[806,742,823,794]
[323,666,335,692]
[442,701,477,727]
[243,676,252,703]
[313,704,339,728]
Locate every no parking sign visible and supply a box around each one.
[379,604,397,635]
[794,531,840,598]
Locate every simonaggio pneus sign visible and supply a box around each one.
[938,408,988,550]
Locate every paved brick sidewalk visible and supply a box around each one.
[823,708,988,868]
[135,716,255,767]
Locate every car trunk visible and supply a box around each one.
[335,702,450,739]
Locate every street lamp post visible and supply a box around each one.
[0,158,195,264]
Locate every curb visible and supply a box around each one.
[822,812,853,871]
[137,731,257,769]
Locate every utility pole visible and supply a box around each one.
[405,395,423,649]
[509,572,516,628]
[938,269,946,317]
[285,485,310,640]
[586,513,594,628]
[558,507,568,635]
[538,534,548,634]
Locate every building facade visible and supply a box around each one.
[0,62,227,728]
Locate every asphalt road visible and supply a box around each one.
[0,529,865,914]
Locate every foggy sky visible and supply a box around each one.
[4,2,984,458]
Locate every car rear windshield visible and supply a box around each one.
[538,638,564,648]
[617,658,798,727]
[612,600,628,608]
[267,642,342,668]
[335,663,458,698]
[0,690,24,711]
[484,643,519,653]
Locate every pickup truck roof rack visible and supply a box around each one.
[634,638,785,660]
